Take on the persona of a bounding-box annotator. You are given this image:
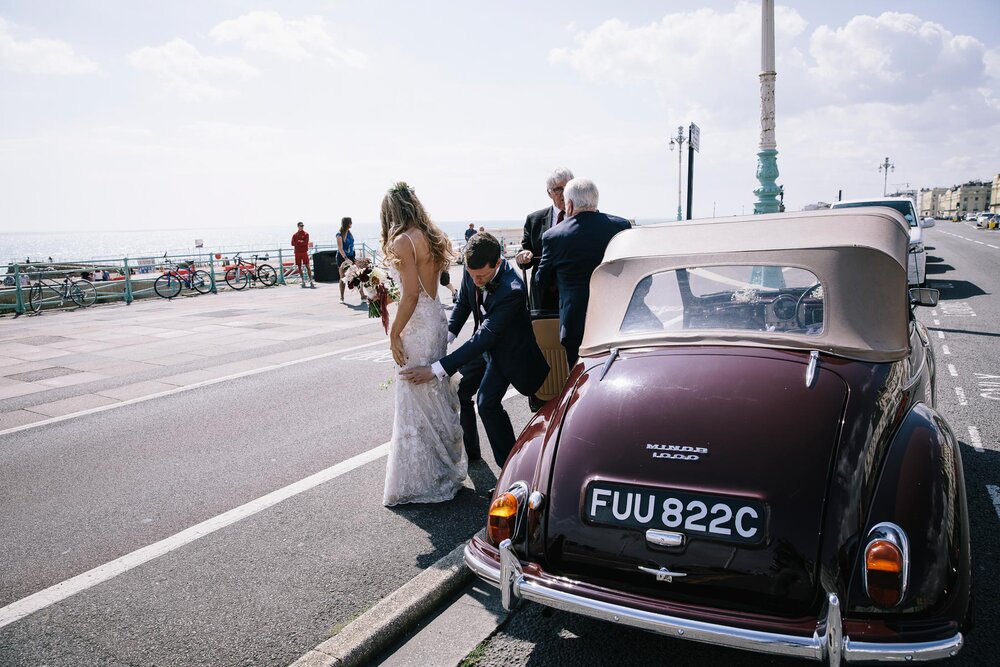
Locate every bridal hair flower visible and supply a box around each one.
[388,181,415,196]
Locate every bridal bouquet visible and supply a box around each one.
[343,258,399,334]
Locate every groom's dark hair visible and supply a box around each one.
[465,233,501,269]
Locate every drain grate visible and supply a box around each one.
[6,367,80,382]
[5,335,72,346]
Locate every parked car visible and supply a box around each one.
[465,210,970,664]
[830,197,929,286]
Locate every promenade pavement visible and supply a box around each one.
[0,282,386,434]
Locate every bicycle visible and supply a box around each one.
[28,272,97,313]
[225,253,277,290]
[153,259,213,299]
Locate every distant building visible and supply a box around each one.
[919,187,948,218]
[938,181,991,219]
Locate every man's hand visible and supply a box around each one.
[400,366,434,384]
[515,249,533,267]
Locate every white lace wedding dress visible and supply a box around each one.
[383,267,468,506]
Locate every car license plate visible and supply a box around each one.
[584,481,766,546]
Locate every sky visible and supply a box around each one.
[1,1,998,238]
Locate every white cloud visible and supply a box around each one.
[209,11,367,68]
[808,12,985,104]
[128,38,257,100]
[0,16,101,75]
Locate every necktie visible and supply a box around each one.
[556,210,565,225]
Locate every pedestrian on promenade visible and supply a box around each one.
[291,222,316,289]
[336,217,361,304]
[464,223,476,242]
[534,178,630,369]
[517,167,572,311]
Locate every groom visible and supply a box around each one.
[401,233,549,466]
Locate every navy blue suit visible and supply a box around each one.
[534,210,631,367]
[442,260,549,465]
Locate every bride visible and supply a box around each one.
[381,182,468,506]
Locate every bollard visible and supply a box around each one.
[208,254,218,294]
[13,263,25,315]
[277,248,286,285]
[123,258,134,304]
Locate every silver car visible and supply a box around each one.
[831,197,933,286]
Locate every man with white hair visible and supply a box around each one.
[516,167,573,310]
[534,178,630,368]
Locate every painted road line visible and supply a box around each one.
[931,310,938,317]
[942,345,951,355]
[955,387,968,406]
[988,244,998,249]
[948,364,958,377]
[0,388,522,628]
[937,331,945,339]
[988,486,1000,522]
[0,442,388,629]
[968,426,984,453]
[934,319,941,325]
[0,336,387,438]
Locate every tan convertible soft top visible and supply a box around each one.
[581,209,912,362]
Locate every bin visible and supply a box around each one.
[313,251,340,283]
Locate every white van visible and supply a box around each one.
[831,197,933,286]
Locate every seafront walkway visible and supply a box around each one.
[0,274,525,666]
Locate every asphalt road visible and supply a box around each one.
[467,222,1000,667]
[0,309,531,665]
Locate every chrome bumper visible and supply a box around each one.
[464,539,963,665]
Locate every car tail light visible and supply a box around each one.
[863,523,909,609]
[486,482,528,546]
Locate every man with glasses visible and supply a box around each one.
[516,167,573,311]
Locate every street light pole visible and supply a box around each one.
[669,125,686,221]
[879,157,894,196]
[753,0,781,214]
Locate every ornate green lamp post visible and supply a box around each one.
[753,0,781,214]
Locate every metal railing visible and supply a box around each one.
[2,244,388,317]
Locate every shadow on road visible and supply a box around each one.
[927,255,945,263]
[927,262,955,274]
[932,280,988,300]
[387,461,497,569]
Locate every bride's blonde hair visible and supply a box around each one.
[380,182,453,270]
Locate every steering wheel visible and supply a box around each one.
[795,283,822,329]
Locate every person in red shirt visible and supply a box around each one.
[291,221,316,288]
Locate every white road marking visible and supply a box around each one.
[0,384,524,628]
[931,310,938,316]
[948,364,958,377]
[942,345,951,355]
[988,485,1000,521]
[955,387,968,406]
[0,337,387,438]
[933,319,941,325]
[974,241,985,245]
[968,426,983,453]
[988,244,999,249]
[937,331,945,339]
[0,442,388,629]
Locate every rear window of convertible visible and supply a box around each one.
[619,265,824,336]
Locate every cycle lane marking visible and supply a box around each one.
[0,335,387,438]
[0,385,521,629]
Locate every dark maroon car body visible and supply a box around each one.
[464,211,970,665]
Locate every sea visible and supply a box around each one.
[0,220,525,266]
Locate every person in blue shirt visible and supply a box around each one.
[336,217,360,303]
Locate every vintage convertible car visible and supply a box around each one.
[465,210,970,665]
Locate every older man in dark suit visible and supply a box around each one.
[534,178,631,368]
[515,167,573,311]
[401,234,549,466]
